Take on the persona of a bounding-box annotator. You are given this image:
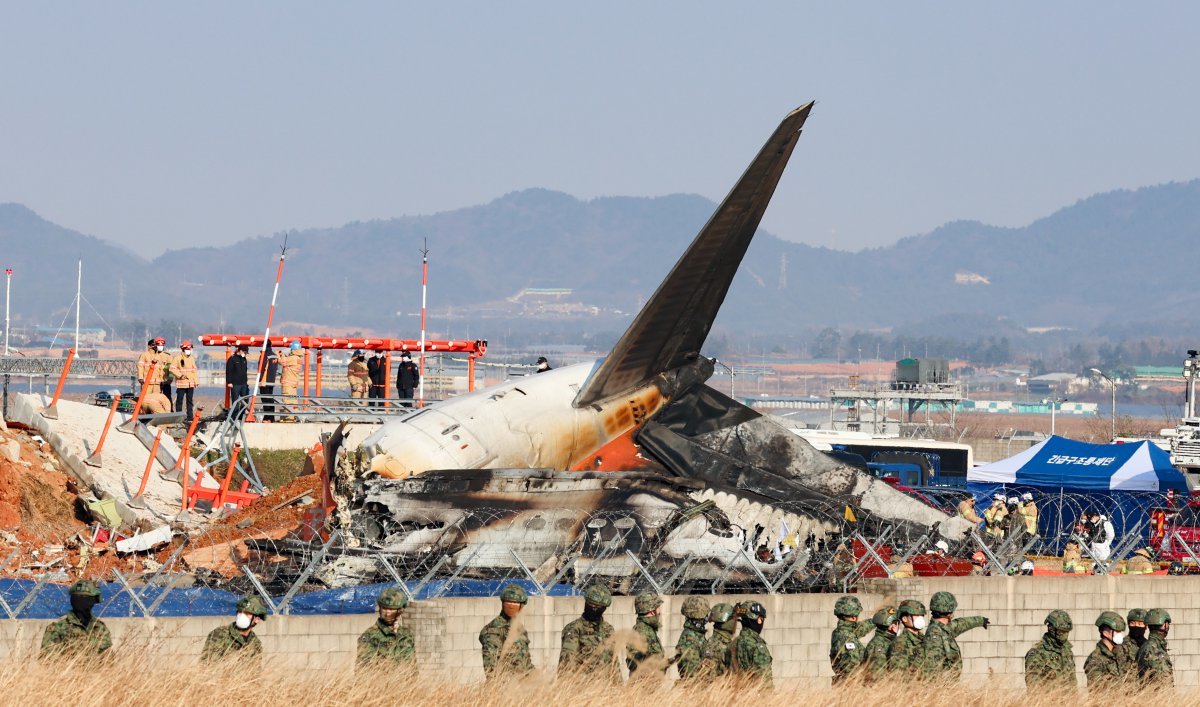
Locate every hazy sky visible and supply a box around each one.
[2,3,1197,257]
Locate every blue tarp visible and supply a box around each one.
[0,579,579,619]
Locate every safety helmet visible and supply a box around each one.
[681,596,710,620]
[1045,609,1073,632]
[352,349,364,357]
[992,493,1005,501]
[237,594,270,619]
[1020,559,1035,575]
[897,599,926,618]
[1095,611,1126,633]
[708,602,735,624]
[1168,561,1185,576]
[634,592,663,615]
[1022,492,1033,501]
[1145,608,1172,627]
[154,337,165,345]
[1006,496,1019,505]
[583,583,612,607]
[377,587,409,610]
[833,595,862,618]
[871,605,898,628]
[289,341,302,351]
[181,340,193,349]
[499,584,528,604]
[69,579,102,598]
[970,551,986,564]
[738,601,766,621]
[1133,547,1152,559]
[934,540,949,553]
[1127,608,1147,624]
[930,591,957,615]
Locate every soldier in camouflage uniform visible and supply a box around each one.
[920,591,989,681]
[887,599,927,677]
[559,584,618,682]
[1024,610,1075,689]
[829,595,874,684]
[201,595,267,663]
[730,601,772,688]
[1136,608,1173,688]
[862,605,898,684]
[626,592,664,676]
[357,587,416,668]
[479,584,534,680]
[40,580,112,659]
[673,595,710,680]
[1084,611,1128,688]
[1116,607,1147,671]
[699,602,737,680]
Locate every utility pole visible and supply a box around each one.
[74,258,82,352]
[3,268,11,355]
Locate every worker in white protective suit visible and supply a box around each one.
[1090,513,1115,562]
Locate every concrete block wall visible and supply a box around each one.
[0,578,1195,686]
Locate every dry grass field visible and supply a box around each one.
[1,653,1190,707]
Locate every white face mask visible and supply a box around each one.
[1112,631,1125,645]
[912,616,927,630]
[155,345,164,352]
[235,612,253,630]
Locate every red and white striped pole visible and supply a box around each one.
[417,240,428,408]
[243,235,288,421]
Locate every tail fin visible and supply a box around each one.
[573,103,814,408]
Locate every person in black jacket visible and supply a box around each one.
[535,356,552,373]
[225,345,250,419]
[259,343,279,422]
[367,351,386,408]
[396,351,420,407]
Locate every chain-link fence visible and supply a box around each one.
[0,486,1191,619]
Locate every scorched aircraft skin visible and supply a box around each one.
[326,103,973,585]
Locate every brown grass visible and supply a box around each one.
[1,650,1191,707]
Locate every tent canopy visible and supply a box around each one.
[968,436,1187,492]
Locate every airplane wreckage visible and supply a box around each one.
[268,103,974,592]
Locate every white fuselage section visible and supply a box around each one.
[360,362,665,478]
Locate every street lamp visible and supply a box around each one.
[713,358,735,400]
[1090,368,1116,441]
[1041,396,1067,436]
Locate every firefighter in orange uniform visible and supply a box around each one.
[137,338,166,399]
[279,341,304,422]
[347,350,370,400]
[171,341,199,419]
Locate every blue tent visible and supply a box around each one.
[967,436,1187,541]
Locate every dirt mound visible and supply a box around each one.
[0,427,87,541]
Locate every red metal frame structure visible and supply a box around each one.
[198,335,488,408]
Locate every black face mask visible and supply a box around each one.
[582,603,606,622]
[1129,626,1147,644]
[71,594,99,621]
[740,616,763,634]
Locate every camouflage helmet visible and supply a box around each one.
[681,596,711,620]
[499,584,528,604]
[738,600,767,621]
[377,587,409,610]
[634,592,662,615]
[871,605,898,628]
[1127,608,1147,624]
[930,591,958,615]
[897,599,926,618]
[708,602,735,624]
[833,595,862,618]
[1045,609,1073,632]
[583,583,612,607]
[1095,611,1127,633]
[69,579,102,598]
[237,594,269,619]
[1145,608,1172,627]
